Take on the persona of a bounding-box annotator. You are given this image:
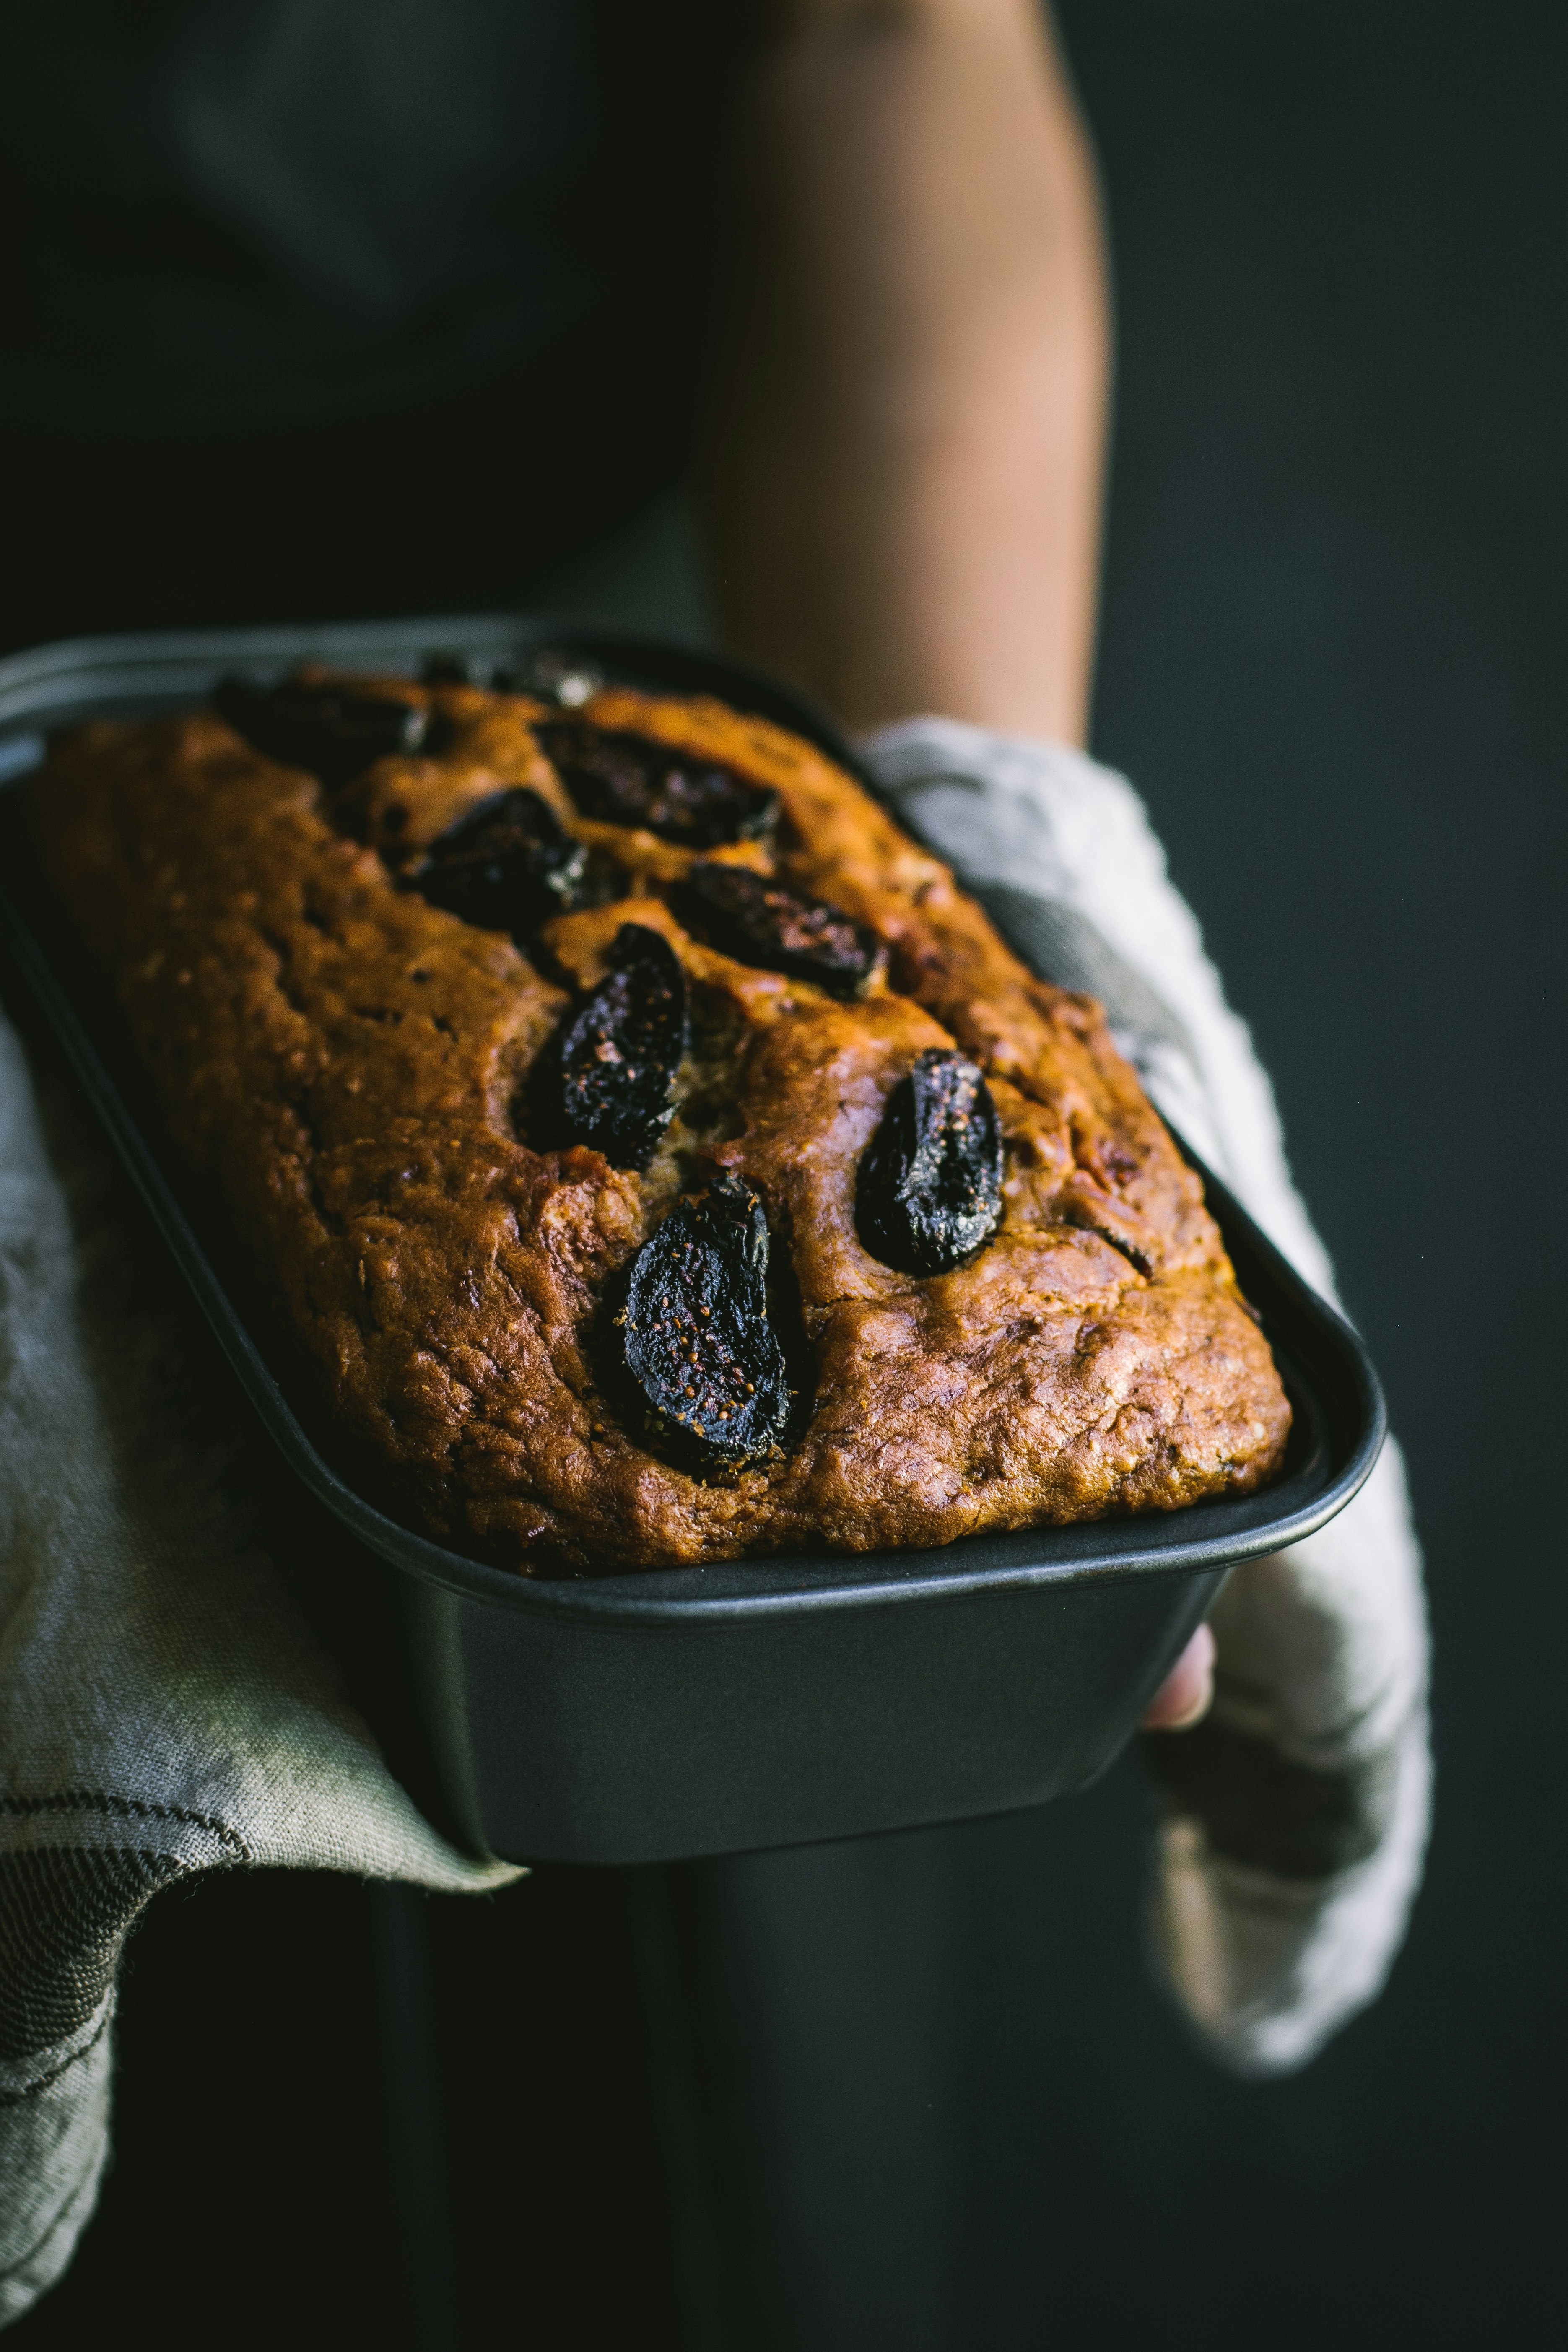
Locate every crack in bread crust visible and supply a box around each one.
[30,680,1290,1573]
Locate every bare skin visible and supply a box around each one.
[702,0,1213,1726]
[702,0,1109,744]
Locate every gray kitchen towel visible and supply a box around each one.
[0,713,1430,2324]
[858,718,1431,2078]
[0,995,518,2326]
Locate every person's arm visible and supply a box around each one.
[700,0,1108,743]
[702,0,1213,1724]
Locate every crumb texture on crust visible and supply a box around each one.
[30,677,1290,1573]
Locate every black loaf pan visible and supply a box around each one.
[0,615,1385,1866]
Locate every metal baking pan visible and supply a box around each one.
[0,616,1385,1867]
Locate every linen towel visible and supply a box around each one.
[0,996,516,2327]
[858,719,1431,2077]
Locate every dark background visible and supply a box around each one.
[13,2,1565,2345]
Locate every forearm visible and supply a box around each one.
[701,0,1109,742]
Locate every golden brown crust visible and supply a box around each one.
[29,678,1290,1573]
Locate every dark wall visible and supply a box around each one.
[1052,0,1565,2333]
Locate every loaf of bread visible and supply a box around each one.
[29,667,1290,1573]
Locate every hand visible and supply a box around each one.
[1140,1623,1216,1732]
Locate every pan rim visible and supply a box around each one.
[0,613,1385,1626]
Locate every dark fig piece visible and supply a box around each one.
[622,1172,791,1467]
[856,1049,1004,1276]
[673,862,885,999]
[537,719,779,849]
[215,675,428,789]
[558,925,690,1170]
[647,758,780,848]
[412,788,586,939]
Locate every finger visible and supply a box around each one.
[1141,1622,1215,1732]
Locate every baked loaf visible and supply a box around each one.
[30,667,1290,1573]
